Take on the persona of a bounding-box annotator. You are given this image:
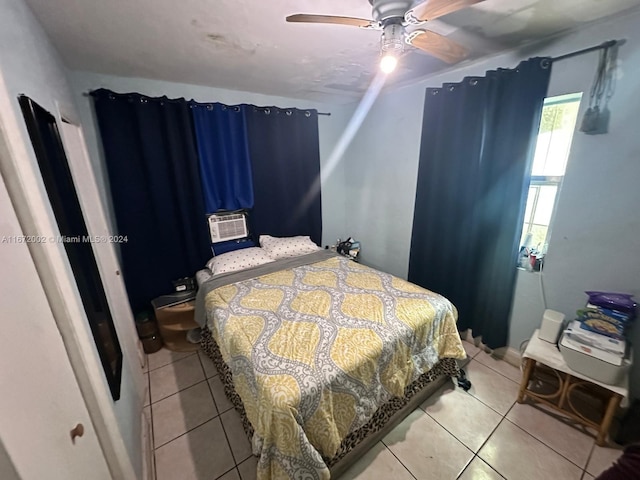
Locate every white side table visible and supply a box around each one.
[517,329,629,446]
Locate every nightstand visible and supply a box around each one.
[151,291,200,352]
[517,329,628,446]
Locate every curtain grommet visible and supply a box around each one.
[470,79,478,86]
[305,111,311,117]
[448,85,455,92]
[264,108,270,115]
[286,110,292,116]
[540,58,551,69]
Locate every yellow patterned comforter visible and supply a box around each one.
[204,254,465,480]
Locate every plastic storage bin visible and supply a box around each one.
[559,333,631,385]
[135,312,163,354]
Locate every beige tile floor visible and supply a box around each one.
[142,339,624,480]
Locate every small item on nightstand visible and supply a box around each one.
[538,309,565,343]
[172,276,196,292]
[337,237,360,261]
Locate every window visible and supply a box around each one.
[520,93,582,253]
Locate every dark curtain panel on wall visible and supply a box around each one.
[408,58,551,349]
[91,89,211,314]
[245,107,322,245]
[190,103,254,213]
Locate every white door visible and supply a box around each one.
[0,170,112,479]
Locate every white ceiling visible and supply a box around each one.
[24,0,640,103]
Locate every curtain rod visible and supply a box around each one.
[81,91,331,116]
[550,40,617,63]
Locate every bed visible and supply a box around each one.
[195,247,466,480]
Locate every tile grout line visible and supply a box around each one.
[473,416,510,478]
[583,442,598,478]
[455,453,504,480]
[211,464,239,480]
[504,375,615,477]
[201,355,224,414]
[149,354,208,404]
[219,408,252,467]
[148,369,157,480]
[502,416,593,471]
[447,376,518,419]
[155,345,527,479]
[454,451,475,479]
[455,454,478,480]
[382,407,475,479]
[200,355,235,416]
[379,440,419,480]
[469,356,521,386]
[149,377,216,406]
[151,362,223,450]
[200,351,258,478]
[198,351,250,467]
[152,418,222,454]
[147,351,198,373]
[153,415,219,450]
[149,348,249,478]
[426,398,507,458]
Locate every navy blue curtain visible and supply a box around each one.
[91,89,211,314]
[244,106,322,245]
[190,103,254,212]
[408,58,552,348]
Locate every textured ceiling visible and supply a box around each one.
[24,0,640,103]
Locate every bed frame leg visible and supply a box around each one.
[457,369,472,391]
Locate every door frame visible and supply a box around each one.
[0,74,138,479]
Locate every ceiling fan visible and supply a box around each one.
[286,0,484,73]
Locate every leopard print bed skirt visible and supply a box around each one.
[200,327,460,467]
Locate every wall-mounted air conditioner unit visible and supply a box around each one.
[207,213,248,243]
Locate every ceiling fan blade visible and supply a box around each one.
[286,14,377,29]
[406,0,484,22]
[406,30,468,64]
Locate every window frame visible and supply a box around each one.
[521,176,562,252]
[520,93,582,254]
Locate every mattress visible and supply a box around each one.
[196,250,466,480]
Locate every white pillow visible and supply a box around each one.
[206,247,274,275]
[259,235,320,260]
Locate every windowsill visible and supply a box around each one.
[517,267,542,275]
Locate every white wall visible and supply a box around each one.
[339,9,640,396]
[0,0,144,476]
[69,72,350,248]
[0,134,112,479]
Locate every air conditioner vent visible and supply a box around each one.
[208,213,248,243]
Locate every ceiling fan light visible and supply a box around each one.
[380,54,398,73]
[381,22,405,56]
